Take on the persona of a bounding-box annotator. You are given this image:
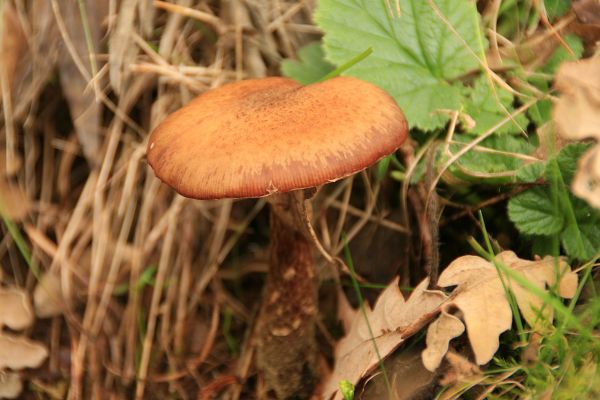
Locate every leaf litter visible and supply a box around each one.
[422,251,577,371]
[326,251,576,398]
[0,282,48,399]
[324,278,446,400]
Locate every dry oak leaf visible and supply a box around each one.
[422,251,577,371]
[0,287,34,331]
[554,57,600,208]
[323,278,446,400]
[0,286,48,399]
[0,333,47,371]
[0,372,22,400]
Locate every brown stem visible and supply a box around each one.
[256,193,318,399]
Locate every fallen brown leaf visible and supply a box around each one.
[422,310,464,371]
[0,287,34,330]
[323,278,446,400]
[422,251,577,370]
[0,372,22,400]
[554,56,600,208]
[0,285,49,399]
[0,333,48,370]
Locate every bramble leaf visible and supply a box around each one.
[561,197,600,260]
[508,187,563,235]
[422,251,577,370]
[445,134,535,184]
[315,0,485,130]
[509,144,600,260]
[516,162,545,183]
[463,76,529,135]
[557,143,591,185]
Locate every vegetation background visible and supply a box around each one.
[0,0,599,399]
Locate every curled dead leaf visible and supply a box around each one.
[554,58,600,141]
[324,278,446,400]
[421,310,464,371]
[422,251,577,370]
[554,56,600,209]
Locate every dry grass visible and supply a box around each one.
[0,1,416,398]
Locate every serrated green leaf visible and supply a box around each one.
[463,76,529,135]
[543,34,584,74]
[447,134,535,184]
[562,222,599,261]
[556,142,591,185]
[281,42,335,84]
[508,187,564,235]
[516,162,546,183]
[561,197,600,260]
[315,0,485,131]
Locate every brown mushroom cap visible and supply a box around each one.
[147,76,408,199]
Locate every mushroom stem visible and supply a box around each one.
[256,192,318,399]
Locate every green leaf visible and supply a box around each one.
[447,134,535,184]
[527,99,552,126]
[463,75,529,135]
[516,162,545,183]
[556,142,591,185]
[339,379,355,400]
[315,0,485,131]
[376,155,392,181]
[544,0,572,20]
[508,187,564,236]
[281,42,335,84]
[561,197,600,260]
[542,34,584,74]
[510,150,599,260]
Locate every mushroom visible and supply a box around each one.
[147,76,408,399]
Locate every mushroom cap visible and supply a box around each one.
[147,76,408,199]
